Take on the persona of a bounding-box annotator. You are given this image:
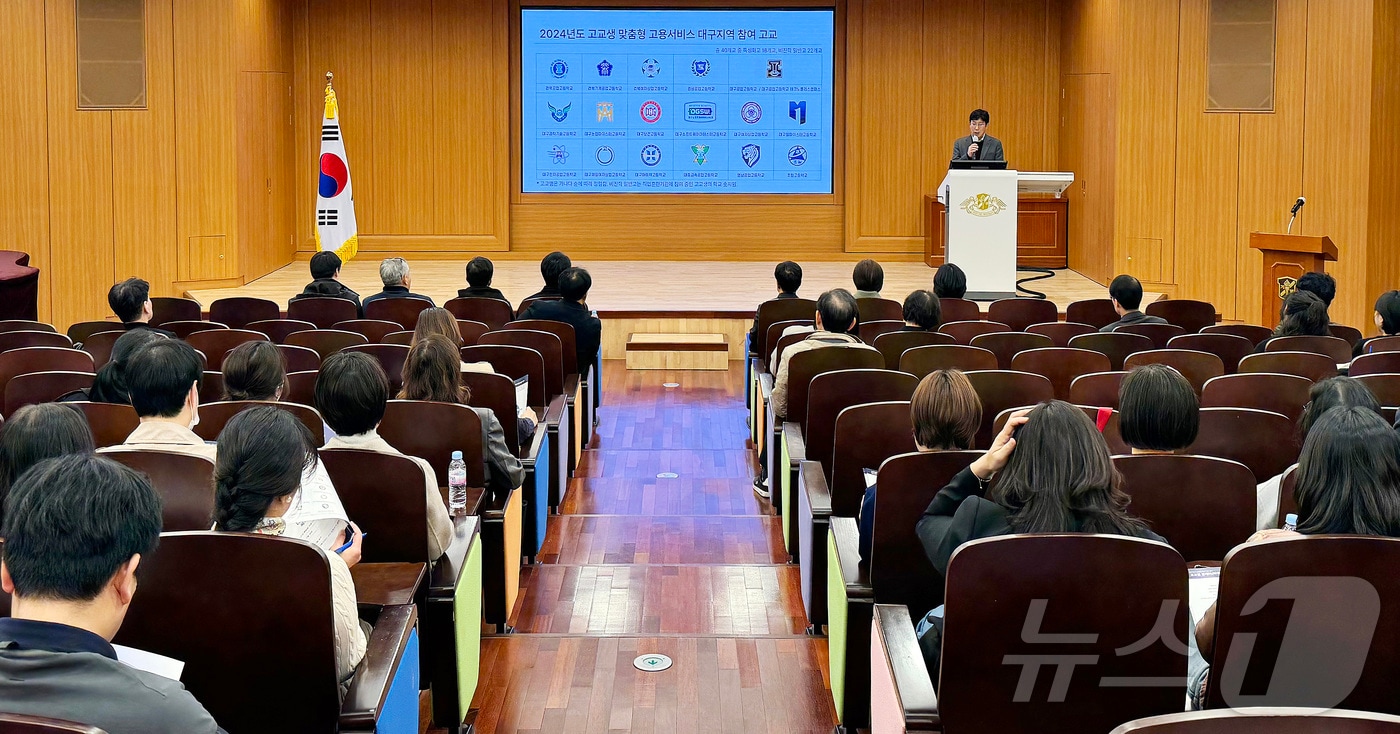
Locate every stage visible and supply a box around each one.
[185,260,1147,360]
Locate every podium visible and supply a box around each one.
[936,170,1073,300]
[1248,232,1337,326]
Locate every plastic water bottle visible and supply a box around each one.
[448,451,468,516]
[1283,513,1298,532]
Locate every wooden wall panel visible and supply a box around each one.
[302,0,375,237]
[1060,73,1113,282]
[1365,0,1400,311]
[239,0,293,72]
[0,0,52,318]
[983,0,1059,172]
[370,0,435,235]
[1060,0,1115,75]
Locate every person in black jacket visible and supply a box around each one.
[291,251,363,316]
[1354,290,1400,357]
[518,266,602,380]
[1099,274,1167,333]
[523,251,572,303]
[362,257,435,308]
[747,260,804,351]
[913,400,1164,680]
[107,278,176,338]
[456,256,512,309]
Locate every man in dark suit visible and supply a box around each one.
[518,267,602,380]
[1100,274,1168,332]
[951,108,1005,163]
[290,251,363,316]
[107,278,175,338]
[522,251,572,304]
[362,257,435,309]
[748,260,804,350]
[456,256,512,309]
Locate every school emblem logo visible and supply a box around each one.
[958,193,1008,217]
[640,100,662,124]
[595,146,614,165]
[691,59,710,77]
[596,102,614,122]
[684,101,717,123]
[597,59,613,77]
[789,101,807,124]
[548,102,570,122]
[741,144,760,168]
[740,102,761,124]
[640,144,662,166]
[641,58,660,77]
[787,145,807,166]
[691,145,710,165]
[549,145,568,164]
[1277,276,1298,299]
[767,59,783,78]
[550,60,568,78]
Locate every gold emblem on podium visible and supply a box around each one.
[959,193,1007,217]
[1277,276,1298,299]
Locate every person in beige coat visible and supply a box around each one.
[98,339,215,461]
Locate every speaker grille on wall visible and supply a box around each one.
[76,0,147,109]
[1207,0,1275,112]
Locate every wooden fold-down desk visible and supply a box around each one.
[923,194,1069,269]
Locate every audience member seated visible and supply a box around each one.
[316,352,453,560]
[414,307,538,441]
[362,257,434,308]
[914,400,1168,679]
[213,406,366,683]
[107,278,175,337]
[1256,376,1383,530]
[457,256,511,308]
[1100,275,1168,333]
[87,329,168,405]
[858,369,981,560]
[769,289,878,421]
[747,260,804,348]
[852,259,884,299]
[517,267,603,377]
[1356,289,1400,356]
[220,340,288,401]
[291,251,362,316]
[1118,364,1199,454]
[0,454,221,732]
[523,251,571,303]
[900,290,942,331]
[99,339,214,460]
[932,262,967,299]
[1255,290,1331,352]
[1295,271,1336,310]
[398,335,525,495]
[0,404,96,527]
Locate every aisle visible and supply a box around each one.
[468,362,838,733]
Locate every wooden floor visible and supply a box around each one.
[185,259,1146,316]
[463,362,837,733]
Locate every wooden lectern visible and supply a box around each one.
[1249,232,1337,326]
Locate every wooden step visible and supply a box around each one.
[625,333,728,370]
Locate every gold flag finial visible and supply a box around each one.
[325,71,334,86]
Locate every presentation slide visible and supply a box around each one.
[520,8,835,194]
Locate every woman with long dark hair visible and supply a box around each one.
[1256,290,1330,352]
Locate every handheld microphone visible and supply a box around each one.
[1290,196,1306,215]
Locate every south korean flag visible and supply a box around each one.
[315,73,358,261]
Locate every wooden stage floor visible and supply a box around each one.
[186,259,1140,317]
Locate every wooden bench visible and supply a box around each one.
[625,333,728,370]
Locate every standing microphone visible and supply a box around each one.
[1286,196,1305,233]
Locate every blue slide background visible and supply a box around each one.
[521,8,835,194]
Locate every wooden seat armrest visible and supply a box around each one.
[873,603,941,728]
[480,485,511,520]
[829,516,870,594]
[800,460,832,517]
[429,515,481,595]
[783,422,807,464]
[543,394,567,424]
[563,373,580,404]
[340,603,418,730]
[759,372,774,399]
[516,421,546,464]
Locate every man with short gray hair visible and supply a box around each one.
[362,257,435,309]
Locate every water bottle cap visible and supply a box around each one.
[1285,513,1298,525]
[451,450,463,460]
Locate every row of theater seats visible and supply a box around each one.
[0,299,596,732]
[745,297,1400,731]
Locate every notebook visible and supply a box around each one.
[514,375,529,411]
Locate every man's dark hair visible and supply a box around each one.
[2,454,162,601]
[1296,271,1336,307]
[309,251,342,280]
[0,404,95,526]
[221,340,287,402]
[540,251,572,288]
[559,267,592,302]
[466,256,495,287]
[970,109,990,124]
[932,263,967,299]
[775,261,802,294]
[1118,364,1199,452]
[817,289,860,335]
[124,339,203,418]
[902,290,942,330]
[853,259,884,292]
[1108,274,1145,311]
[315,351,390,436]
[89,329,167,405]
[107,278,151,323]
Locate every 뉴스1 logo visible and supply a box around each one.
[787,145,807,166]
[640,100,662,123]
[740,102,761,124]
[595,146,614,165]
[549,145,568,164]
[959,193,1008,217]
[741,144,760,168]
[767,59,783,78]
[684,101,717,123]
[641,58,660,78]
[691,59,710,77]
[550,59,568,78]
[548,102,570,123]
[596,102,613,122]
[596,59,613,77]
[640,144,662,166]
[789,101,807,125]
